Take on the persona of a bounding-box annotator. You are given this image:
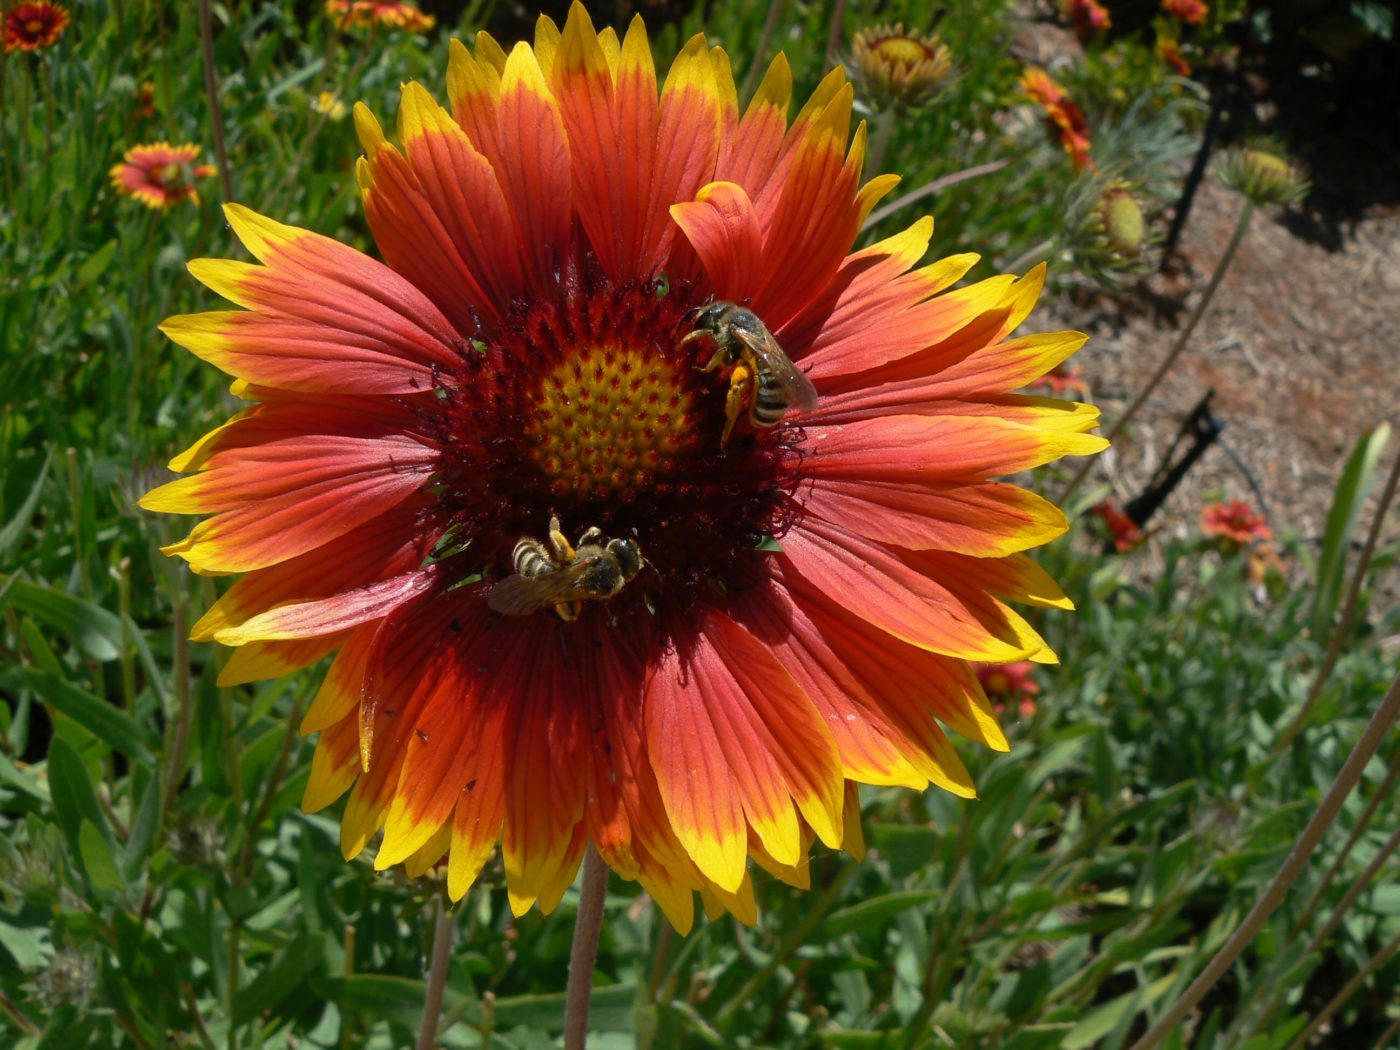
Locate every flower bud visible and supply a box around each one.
[1218,144,1308,206]
[850,24,953,110]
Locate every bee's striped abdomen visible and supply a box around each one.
[751,367,791,426]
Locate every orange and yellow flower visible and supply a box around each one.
[109,143,217,210]
[1201,500,1270,546]
[1064,0,1111,36]
[4,1,68,51]
[325,0,434,32]
[976,662,1040,719]
[143,3,1104,931]
[1021,67,1093,171]
[1162,0,1208,24]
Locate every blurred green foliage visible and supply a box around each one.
[1,1,1397,1047]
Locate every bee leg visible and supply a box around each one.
[697,345,727,373]
[577,526,605,547]
[552,600,581,622]
[720,364,753,447]
[548,516,576,562]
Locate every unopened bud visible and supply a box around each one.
[1219,144,1308,206]
[850,24,954,110]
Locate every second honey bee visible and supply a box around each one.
[680,301,819,446]
[487,516,644,621]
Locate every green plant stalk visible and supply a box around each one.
[64,448,91,600]
[1286,925,1400,1050]
[340,924,357,1050]
[1127,668,1400,1050]
[564,845,610,1050]
[197,0,234,202]
[1273,442,1400,754]
[159,595,193,834]
[117,557,136,714]
[1061,200,1256,505]
[822,0,849,75]
[235,691,305,881]
[714,859,860,1026]
[738,0,785,106]
[415,897,454,1050]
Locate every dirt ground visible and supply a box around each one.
[1045,179,1400,561]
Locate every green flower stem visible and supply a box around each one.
[1061,200,1256,506]
[197,0,234,202]
[1127,668,1400,1050]
[866,107,897,181]
[415,898,454,1050]
[564,844,610,1050]
[822,0,849,75]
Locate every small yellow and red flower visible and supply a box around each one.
[109,143,217,210]
[1064,0,1111,36]
[143,3,1105,931]
[325,0,434,32]
[1201,500,1271,546]
[1157,37,1191,76]
[1091,501,1142,552]
[1161,0,1208,24]
[849,23,953,110]
[4,1,68,51]
[1021,67,1093,171]
[133,82,158,122]
[977,662,1040,719]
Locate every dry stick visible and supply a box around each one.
[1126,669,1400,1050]
[415,899,454,1050]
[738,0,786,106]
[197,0,234,202]
[1274,443,1400,754]
[1061,200,1256,506]
[822,0,849,75]
[1286,925,1400,1050]
[564,845,610,1050]
[1374,1011,1400,1049]
[863,160,1009,229]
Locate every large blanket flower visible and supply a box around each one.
[143,3,1104,932]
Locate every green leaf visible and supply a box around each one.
[75,240,118,287]
[0,918,48,968]
[7,668,155,761]
[121,770,162,882]
[2,577,123,662]
[1312,423,1390,639]
[1062,974,1176,1049]
[232,932,323,1025]
[46,737,109,857]
[0,451,50,564]
[78,819,125,895]
[821,891,938,940]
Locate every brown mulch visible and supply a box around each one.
[1044,180,1400,558]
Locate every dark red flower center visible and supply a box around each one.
[422,266,804,619]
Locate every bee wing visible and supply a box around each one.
[486,558,602,616]
[735,326,819,414]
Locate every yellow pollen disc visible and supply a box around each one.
[876,36,931,67]
[527,346,695,499]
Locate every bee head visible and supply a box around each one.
[691,300,731,331]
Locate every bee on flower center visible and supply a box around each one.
[680,301,819,447]
[488,515,644,621]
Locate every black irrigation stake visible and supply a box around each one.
[1126,389,1224,527]
[1160,72,1227,265]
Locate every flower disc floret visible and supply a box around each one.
[143,2,1104,931]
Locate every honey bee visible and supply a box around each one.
[487,516,644,620]
[681,301,819,446]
